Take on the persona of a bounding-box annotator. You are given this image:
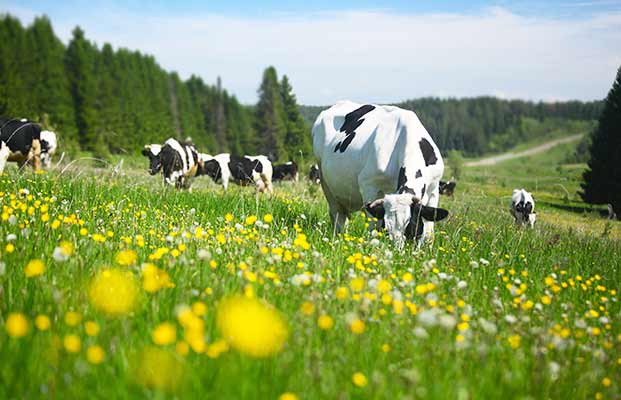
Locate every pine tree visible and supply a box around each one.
[280,74,311,161]
[65,27,102,153]
[581,65,621,216]
[255,66,287,161]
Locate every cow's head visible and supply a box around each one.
[365,193,448,247]
[40,130,57,169]
[201,159,222,181]
[142,144,162,175]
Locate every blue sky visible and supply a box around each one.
[2,0,620,104]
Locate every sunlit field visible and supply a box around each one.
[0,158,619,399]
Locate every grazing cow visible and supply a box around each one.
[199,153,273,192]
[309,164,321,184]
[510,189,536,227]
[272,161,299,182]
[0,117,43,173]
[439,179,457,196]
[312,100,449,247]
[142,138,201,189]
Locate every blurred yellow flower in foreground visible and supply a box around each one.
[89,269,139,316]
[131,347,186,393]
[279,392,299,400]
[152,322,177,346]
[352,372,368,387]
[115,250,138,266]
[87,345,105,364]
[63,334,81,353]
[5,313,29,338]
[35,315,51,331]
[216,295,288,358]
[24,259,45,277]
[141,263,175,293]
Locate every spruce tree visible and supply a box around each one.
[581,65,621,215]
[280,74,311,161]
[255,66,287,161]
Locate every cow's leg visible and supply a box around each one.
[0,143,10,174]
[261,173,273,193]
[29,139,42,172]
[320,177,348,233]
[422,185,440,243]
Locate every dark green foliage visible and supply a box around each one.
[280,75,312,161]
[300,99,603,157]
[0,14,259,157]
[581,65,621,215]
[255,66,288,160]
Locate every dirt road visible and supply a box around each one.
[465,134,583,167]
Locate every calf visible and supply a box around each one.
[309,164,321,184]
[199,153,273,192]
[0,117,43,173]
[272,161,299,182]
[313,101,449,248]
[510,189,536,227]
[142,138,201,189]
[439,179,457,196]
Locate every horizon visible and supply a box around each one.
[2,0,620,105]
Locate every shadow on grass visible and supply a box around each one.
[540,200,614,219]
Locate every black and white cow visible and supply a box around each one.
[272,161,298,182]
[312,101,449,247]
[309,164,321,184]
[510,189,536,227]
[0,117,43,173]
[142,138,201,189]
[439,179,457,196]
[198,153,273,192]
[39,130,58,169]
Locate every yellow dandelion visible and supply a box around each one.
[84,321,100,336]
[141,263,175,293]
[5,243,15,253]
[216,295,288,358]
[86,345,105,364]
[350,319,365,335]
[35,314,51,331]
[192,301,208,316]
[131,347,186,393]
[263,214,274,223]
[381,343,391,352]
[352,372,368,387]
[89,269,139,317]
[65,311,82,326]
[317,315,334,330]
[175,341,190,356]
[24,259,45,278]
[602,377,611,387]
[279,392,299,400]
[152,322,177,346]
[5,313,29,338]
[508,334,521,349]
[300,301,315,316]
[63,334,81,353]
[115,250,138,266]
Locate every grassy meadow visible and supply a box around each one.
[0,141,620,399]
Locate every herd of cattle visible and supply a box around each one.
[1,102,538,247]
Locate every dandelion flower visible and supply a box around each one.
[216,295,288,358]
[87,345,105,364]
[24,259,45,277]
[115,250,138,266]
[317,315,334,330]
[352,372,368,387]
[131,347,186,392]
[89,269,139,317]
[349,319,365,335]
[152,322,177,346]
[5,313,29,338]
[63,334,81,353]
[279,393,298,400]
[35,315,51,331]
[84,321,100,336]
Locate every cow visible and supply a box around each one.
[439,179,457,196]
[510,189,536,227]
[312,100,449,248]
[272,161,299,182]
[309,164,321,184]
[142,138,201,189]
[198,153,273,193]
[39,130,58,169]
[0,117,43,173]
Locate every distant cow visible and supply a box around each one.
[510,189,536,227]
[272,161,299,182]
[313,101,449,247]
[142,138,202,189]
[309,164,321,184]
[0,117,43,173]
[439,179,457,196]
[199,153,273,193]
[39,130,57,169]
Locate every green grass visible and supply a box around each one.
[0,159,619,399]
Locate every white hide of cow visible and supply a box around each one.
[510,189,536,227]
[313,100,449,248]
[40,130,57,169]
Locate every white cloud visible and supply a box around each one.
[3,3,621,104]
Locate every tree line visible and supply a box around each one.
[301,98,602,157]
[0,15,310,161]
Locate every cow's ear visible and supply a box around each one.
[365,199,385,220]
[141,147,151,157]
[419,205,449,221]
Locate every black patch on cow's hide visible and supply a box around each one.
[160,144,184,180]
[334,104,375,153]
[273,161,298,181]
[421,184,426,198]
[202,159,222,182]
[309,164,321,183]
[419,138,438,166]
[253,159,263,174]
[415,169,422,178]
[0,117,42,155]
[228,155,258,185]
[397,167,407,191]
